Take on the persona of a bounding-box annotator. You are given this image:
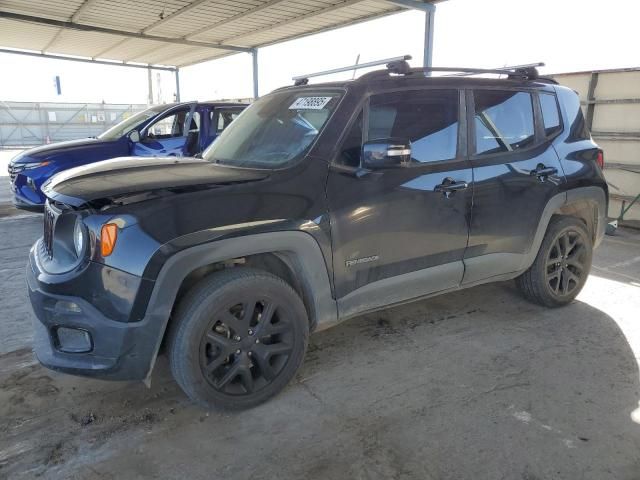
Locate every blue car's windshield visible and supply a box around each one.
[98,105,167,140]
[202,90,342,168]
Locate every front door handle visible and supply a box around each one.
[530,164,558,181]
[435,177,469,198]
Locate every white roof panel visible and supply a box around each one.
[0,0,437,67]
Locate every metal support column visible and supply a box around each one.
[387,1,436,73]
[585,72,599,130]
[423,4,435,74]
[175,68,181,102]
[252,49,259,99]
[147,67,154,105]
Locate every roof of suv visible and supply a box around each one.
[286,76,558,90]
[275,63,560,94]
[277,75,560,94]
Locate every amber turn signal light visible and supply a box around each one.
[100,223,118,257]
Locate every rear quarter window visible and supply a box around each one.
[561,89,591,142]
[539,93,562,137]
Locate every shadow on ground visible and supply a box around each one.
[1,280,639,480]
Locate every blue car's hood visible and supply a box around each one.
[13,138,105,163]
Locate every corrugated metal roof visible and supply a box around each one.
[0,0,427,68]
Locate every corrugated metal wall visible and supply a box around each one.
[0,101,147,147]
[552,68,640,224]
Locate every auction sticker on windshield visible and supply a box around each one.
[289,97,333,110]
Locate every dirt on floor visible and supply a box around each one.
[1,217,639,480]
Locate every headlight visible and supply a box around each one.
[73,217,86,257]
[21,161,50,170]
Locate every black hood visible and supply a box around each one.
[13,138,103,162]
[43,156,270,208]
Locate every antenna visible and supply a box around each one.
[351,54,361,80]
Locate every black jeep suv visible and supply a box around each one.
[27,62,607,409]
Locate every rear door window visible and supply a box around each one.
[211,108,244,135]
[539,93,562,137]
[367,89,459,163]
[473,90,535,156]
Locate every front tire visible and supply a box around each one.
[168,268,309,410]
[516,216,593,307]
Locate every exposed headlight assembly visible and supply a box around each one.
[73,216,87,257]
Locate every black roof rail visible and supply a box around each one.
[292,55,412,86]
[291,58,550,87]
[536,76,559,85]
[359,62,546,82]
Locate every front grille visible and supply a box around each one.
[43,203,57,259]
[7,164,21,183]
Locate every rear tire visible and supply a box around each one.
[168,268,309,410]
[516,216,592,307]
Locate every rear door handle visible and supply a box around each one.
[530,165,558,180]
[435,178,469,198]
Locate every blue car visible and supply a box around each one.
[8,101,247,210]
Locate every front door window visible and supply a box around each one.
[134,107,200,157]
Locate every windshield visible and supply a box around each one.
[202,90,342,168]
[98,105,167,140]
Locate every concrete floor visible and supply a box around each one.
[1,216,639,479]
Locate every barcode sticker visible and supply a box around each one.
[289,96,333,110]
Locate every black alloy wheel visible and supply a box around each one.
[169,268,309,409]
[545,229,588,297]
[516,216,593,307]
[199,297,294,396]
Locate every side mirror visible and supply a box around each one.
[128,130,140,143]
[362,138,411,169]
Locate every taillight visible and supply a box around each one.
[596,150,604,169]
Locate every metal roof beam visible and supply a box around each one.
[219,0,369,45]
[174,50,235,68]
[143,0,212,34]
[93,38,131,59]
[78,0,214,60]
[123,43,182,63]
[44,0,104,53]
[185,0,291,40]
[42,29,65,52]
[71,0,102,23]
[76,0,213,59]
[0,48,176,71]
[386,0,435,12]
[239,9,402,51]
[0,11,253,53]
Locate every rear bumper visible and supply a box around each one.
[27,248,158,381]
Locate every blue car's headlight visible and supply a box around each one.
[21,161,50,170]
